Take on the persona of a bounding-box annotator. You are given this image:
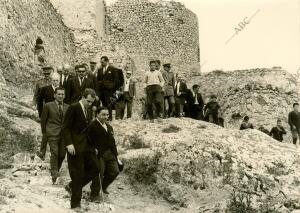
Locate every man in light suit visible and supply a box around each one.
[41,87,69,184]
[65,64,94,104]
[63,88,99,209]
[97,56,120,121]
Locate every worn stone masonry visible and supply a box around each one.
[0,0,76,88]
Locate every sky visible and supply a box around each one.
[106,0,300,74]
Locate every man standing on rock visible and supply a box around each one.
[63,88,99,209]
[162,63,175,118]
[33,66,53,113]
[186,84,204,120]
[144,60,165,121]
[288,103,300,145]
[41,87,69,184]
[174,74,187,117]
[87,107,120,197]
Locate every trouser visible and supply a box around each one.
[67,151,99,208]
[189,105,203,120]
[39,134,48,158]
[90,150,119,195]
[164,96,175,117]
[146,85,163,119]
[48,136,66,178]
[175,96,185,117]
[100,90,114,120]
[123,92,133,118]
[115,98,124,120]
[207,113,219,124]
[292,128,300,145]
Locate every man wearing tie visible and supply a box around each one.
[65,64,94,104]
[63,88,99,209]
[174,75,187,117]
[186,84,204,120]
[41,87,69,184]
[97,56,119,121]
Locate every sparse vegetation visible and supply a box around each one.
[162,124,181,133]
[123,133,150,149]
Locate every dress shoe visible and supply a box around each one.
[90,195,101,203]
[102,188,109,194]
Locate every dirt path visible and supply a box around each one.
[0,156,188,213]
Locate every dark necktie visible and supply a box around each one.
[58,103,63,120]
[64,76,67,85]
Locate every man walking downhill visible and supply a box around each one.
[63,88,99,209]
[41,87,69,184]
[288,103,300,145]
[144,60,165,121]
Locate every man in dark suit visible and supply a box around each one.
[97,56,120,121]
[65,65,94,104]
[186,84,204,120]
[174,75,188,117]
[41,87,69,184]
[63,88,99,209]
[36,72,60,160]
[115,68,125,119]
[87,107,120,195]
[61,64,73,89]
[119,70,136,118]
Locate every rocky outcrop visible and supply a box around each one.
[0,0,76,87]
[189,68,299,141]
[114,118,300,212]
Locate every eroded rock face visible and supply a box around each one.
[113,118,300,212]
[0,0,76,87]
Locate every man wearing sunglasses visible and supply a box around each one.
[65,64,95,104]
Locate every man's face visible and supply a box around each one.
[126,73,132,79]
[150,63,156,71]
[155,62,160,70]
[277,121,282,127]
[77,67,86,78]
[52,78,60,88]
[44,72,51,79]
[63,67,70,76]
[97,109,109,123]
[57,68,63,75]
[101,59,108,67]
[55,89,65,103]
[90,63,96,71]
[211,97,217,102]
[83,94,95,107]
[294,105,299,111]
[193,87,199,93]
[163,66,170,72]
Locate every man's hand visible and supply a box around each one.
[95,96,99,101]
[117,158,123,165]
[292,125,297,130]
[92,106,97,111]
[95,149,98,155]
[67,144,76,155]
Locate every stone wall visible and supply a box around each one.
[0,0,76,87]
[189,68,299,138]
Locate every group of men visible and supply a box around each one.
[142,60,222,125]
[33,56,133,209]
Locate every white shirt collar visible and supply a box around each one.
[96,118,107,131]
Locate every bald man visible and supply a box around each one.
[37,72,61,160]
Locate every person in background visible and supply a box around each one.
[162,63,175,118]
[174,74,187,117]
[115,68,125,119]
[239,116,254,130]
[33,66,52,111]
[41,87,69,184]
[120,70,136,119]
[288,103,300,145]
[36,72,61,160]
[269,119,286,142]
[56,65,64,87]
[144,60,165,121]
[186,84,204,120]
[204,95,220,125]
[62,64,73,89]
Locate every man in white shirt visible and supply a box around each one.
[119,70,136,118]
[144,60,165,120]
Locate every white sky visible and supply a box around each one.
[106,0,300,73]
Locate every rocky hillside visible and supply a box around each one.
[0,0,76,87]
[189,68,299,139]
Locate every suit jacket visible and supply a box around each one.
[60,74,73,89]
[65,76,94,104]
[97,65,119,91]
[87,119,118,157]
[186,90,204,108]
[63,102,92,153]
[41,101,69,137]
[123,78,136,98]
[174,81,187,97]
[117,69,124,89]
[37,85,55,117]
